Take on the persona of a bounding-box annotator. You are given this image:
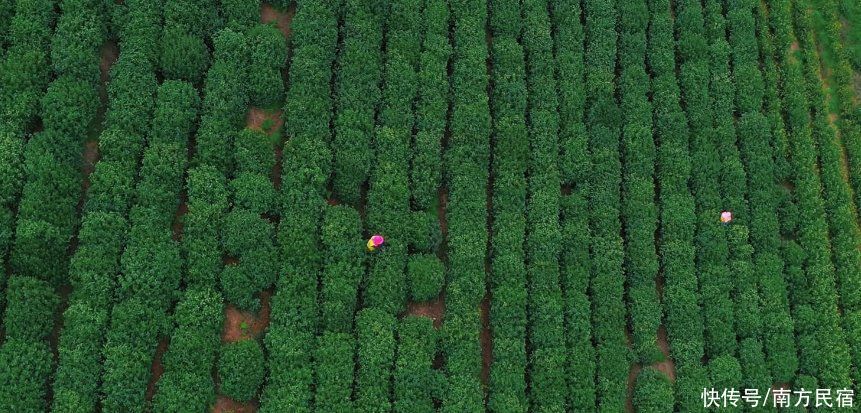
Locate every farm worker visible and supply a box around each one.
[367,235,385,252]
[720,211,733,224]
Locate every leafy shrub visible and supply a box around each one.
[4,276,58,341]
[407,254,443,302]
[355,309,396,411]
[218,340,265,402]
[248,24,286,107]
[0,340,53,412]
[633,368,674,412]
[159,28,210,83]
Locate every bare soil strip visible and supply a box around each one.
[404,294,445,330]
[213,396,259,413]
[222,290,273,343]
[260,3,295,38]
[479,294,492,387]
[145,337,170,402]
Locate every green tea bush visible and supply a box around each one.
[408,254,443,302]
[248,23,286,107]
[219,340,264,402]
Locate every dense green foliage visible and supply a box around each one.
[1,0,859,411]
[218,339,265,402]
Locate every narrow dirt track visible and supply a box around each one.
[260,3,295,38]
[145,337,170,402]
[222,290,273,343]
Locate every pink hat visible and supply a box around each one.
[371,235,385,246]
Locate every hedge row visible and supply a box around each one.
[443,0,491,410]
[410,0,450,210]
[321,206,364,332]
[50,2,162,409]
[219,339,266,402]
[313,332,356,412]
[0,0,12,52]
[718,0,797,390]
[487,0,527,409]
[633,368,674,413]
[159,0,216,82]
[646,0,709,409]
[99,81,197,413]
[355,308,396,411]
[618,0,660,365]
[152,288,224,412]
[807,0,861,214]
[0,276,57,411]
[718,0,797,384]
[767,0,853,390]
[332,0,385,205]
[559,195,597,410]
[151,167,226,412]
[248,23,286,107]
[675,0,736,363]
[220,0,260,30]
[522,1,567,411]
[550,1,597,409]
[794,0,861,391]
[194,28,249,174]
[0,0,103,407]
[363,0,419,315]
[261,1,339,410]
[583,0,628,409]
[839,0,861,70]
[0,0,55,132]
[395,316,440,413]
[52,0,107,83]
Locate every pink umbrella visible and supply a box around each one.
[371,235,385,247]
[720,211,733,224]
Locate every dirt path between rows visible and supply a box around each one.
[145,337,170,403]
[404,294,445,329]
[260,3,295,38]
[222,290,272,343]
[479,295,492,387]
[213,396,259,413]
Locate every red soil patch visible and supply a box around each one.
[99,41,119,85]
[626,364,643,413]
[437,188,448,239]
[82,140,99,178]
[404,294,445,329]
[479,295,492,387]
[172,202,188,242]
[652,325,676,381]
[145,337,170,402]
[246,108,283,135]
[326,198,340,206]
[212,396,258,413]
[260,3,295,39]
[222,290,272,343]
[791,41,800,52]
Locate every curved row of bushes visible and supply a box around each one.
[794,0,861,392]
[550,1,598,409]
[583,0,629,409]
[726,0,796,386]
[395,316,439,413]
[522,0,566,411]
[321,205,364,333]
[260,0,339,410]
[99,80,198,413]
[618,0,660,365]
[766,0,852,390]
[49,1,162,410]
[0,0,104,409]
[647,0,709,409]
[355,308,396,411]
[487,0,527,410]
[331,0,385,205]
[676,0,737,363]
[442,0,491,409]
[410,0,449,211]
[363,0,420,316]
[222,129,278,311]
